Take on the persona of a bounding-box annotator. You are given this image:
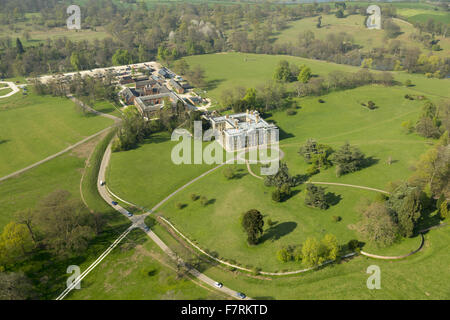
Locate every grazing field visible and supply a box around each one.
[155,83,438,271]
[105,131,222,211]
[200,226,450,299]
[107,52,449,273]
[273,13,449,57]
[67,228,226,300]
[0,24,111,47]
[0,91,114,177]
[183,52,450,102]
[0,133,132,298]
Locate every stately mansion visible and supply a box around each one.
[207,110,278,152]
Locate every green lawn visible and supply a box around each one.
[150,210,449,299]
[0,91,114,177]
[109,83,443,272]
[108,52,449,272]
[183,52,450,102]
[106,131,219,210]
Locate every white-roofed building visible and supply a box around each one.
[207,110,278,151]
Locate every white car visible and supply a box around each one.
[214,282,223,288]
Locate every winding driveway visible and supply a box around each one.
[57,140,249,300]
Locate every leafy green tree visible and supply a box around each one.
[301,237,323,267]
[272,189,282,202]
[15,38,24,54]
[321,234,339,260]
[264,162,296,188]
[273,60,292,82]
[305,183,329,209]
[241,209,264,245]
[298,65,312,83]
[357,202,399,247]
[0,222,34,266]
[386,183,422,238]
[223,167,235,180]
[332,142,365,177]
[112,49,132,66]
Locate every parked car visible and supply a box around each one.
[144,226,150,232]
[111,201,118,206]
[126,211,133,217]
[214,282,223,288]
[236,292,246,299]
[99,180,106,186]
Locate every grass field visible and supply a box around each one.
[149,211,449,299]
[154,85,437,271]
[275,13,449,58]
[183,52,450,102]
[67,228,227,300]
[105,131,220,211]
[0,23,111,47]
[108,52,449,272]
[0,91,114,177]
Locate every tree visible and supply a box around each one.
[264,162,296,188]
[241,209,264,245]
[15,38,24,54]
[173,59,190,76]
[298,138,333,170]
[70,52,81,71]
[223,167,235,180]
[301,237,323,267]
[112,49,132,66]
[14,209,37,244]
[273,60,292,82]
[333,142,365,176]
[316,16,322,28]
[357,202,399,247]
[34,190,96,256]
[272,189,282,202]
[387,183,422,237]
[186,65,206,88]
[305,183,329,209]
[335,9,344,19]
[0,272,35,300]
[0,222,34,266]
[440,200,448,220]
[321,234,339,261]
[298,65,312,83]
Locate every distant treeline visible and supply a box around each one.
[0,0,448,78]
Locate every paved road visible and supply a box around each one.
[57,140,249,300]
[98,143,249,299]
[0,81,20,98]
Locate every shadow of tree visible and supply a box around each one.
[260,221,297,243]
[361,156,379,169]
[205,78,225,91]
[325,192,342,206]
